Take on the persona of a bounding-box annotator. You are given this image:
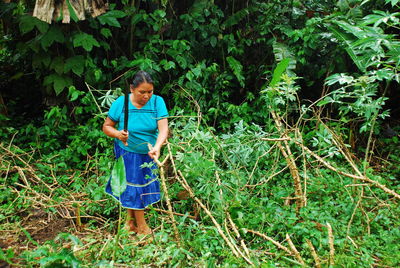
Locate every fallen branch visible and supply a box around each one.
[292,140,400,200]
[223,219,254,265]
[261,137,290,141]
[227,213,251,259]
[269,110,304,210]
[306,239,321,268]
[153,208,197,220]
[286,234,305,265]
[153,153,181,246]
[176,170,242,259]
[327,222,335,266]
[245,229,292,256]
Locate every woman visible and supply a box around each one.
[102,71,169,235]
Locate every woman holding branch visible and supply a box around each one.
[102,71,169,235]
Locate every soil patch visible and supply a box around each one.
[0,208,73,263]
[19,209,72,244]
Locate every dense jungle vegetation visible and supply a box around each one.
[1,0,400,266]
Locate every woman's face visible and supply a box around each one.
[131,82,154,106]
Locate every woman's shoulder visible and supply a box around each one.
[152,94,166,102]
[116,95,125,102]
[112,95,125,106]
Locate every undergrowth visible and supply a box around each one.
[1,96,399,266]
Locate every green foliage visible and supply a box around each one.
[19,15,49,34]
[43,74,73,95]
[98,10,127,28]
[22,233,82,267]
[269,58,290,87]
[1,0,400,266]
[73,33,100,52]
[226,56,245,87]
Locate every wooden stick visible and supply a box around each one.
[261,137,290,141]
[306,239,321,268]
[327,222,335,266]
[247,144,276,185]
[85,82,103,114]
[227,213,251,259]
[153,208,197,220]
[244,165,289,188]
[168,143,251,264]
[269,110,304,210]
[286,234,305,265]
[176,170,241,259]
[245,229,292,255]
[153,154,181,246]
[346,236,358,249]
[223,219,254,265]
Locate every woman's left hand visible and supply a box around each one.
[148,146,160,160]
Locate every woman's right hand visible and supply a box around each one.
[118,130,129,146]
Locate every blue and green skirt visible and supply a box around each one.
[105,143,161,210]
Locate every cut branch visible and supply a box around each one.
[245,229,292,256]
[306,239,321,268]
[176,170,242,259]
[292,140,400,200]
[153,154,181,246]
[269,110,304,210]
[286,234,305,265]
[327,222,335,266]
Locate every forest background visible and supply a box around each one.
[1,0,400,266]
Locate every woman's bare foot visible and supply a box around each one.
[125,220,138,233]
[136,225,152,235]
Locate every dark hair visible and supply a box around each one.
[131,71,154,88]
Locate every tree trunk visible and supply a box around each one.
[33,0,107,24]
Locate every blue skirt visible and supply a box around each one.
[105,143,161,210]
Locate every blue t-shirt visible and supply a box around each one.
[107,94,169,154]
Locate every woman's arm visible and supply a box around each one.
[102,117,128,146]
[148,118,168,159]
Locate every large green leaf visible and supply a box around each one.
[100,28,112,38]
[328,25,366,72]
[19,15,49,34]
[272,41,296,75]
[111,156,127,197]
[64,56,85,76]
[362,10,400,27]
[269,58,290,87]
[98,10,127,28]
[73,33,100,52]
[385,0,400,6]
[222,7,250,28]
[50,56,65,75]
[226,56,245,87]
[43,74,73,95]
[40,26,65,50]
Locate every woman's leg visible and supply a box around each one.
[133,210,151,235]
[126,209,137,232]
